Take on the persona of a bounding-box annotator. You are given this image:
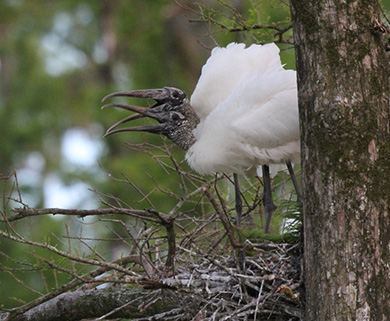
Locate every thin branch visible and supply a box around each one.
[0,230,140,277]
[202,187,243,248]
[6,207,147,222]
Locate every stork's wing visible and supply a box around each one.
[231,68,298,151]
[190,43,283,121]
[186,65,299,175]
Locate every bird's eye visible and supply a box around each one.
[172,91,180,99]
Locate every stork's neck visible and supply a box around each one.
[170,130,197,151]
[168,102,199,151]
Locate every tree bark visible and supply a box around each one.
[290,1,390,320]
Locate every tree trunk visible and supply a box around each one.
[290,1,390,320]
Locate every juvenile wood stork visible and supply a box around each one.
[102,43,300,233]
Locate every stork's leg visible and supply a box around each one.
[286,160,302,203]
[233,174,246,269]
[263,165,276,234]
[233,173,242,228]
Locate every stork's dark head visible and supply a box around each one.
[102,87,199,150]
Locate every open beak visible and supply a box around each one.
[101,88,171,137]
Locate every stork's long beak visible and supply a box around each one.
[101,88,172,137]
[102,88,173,102]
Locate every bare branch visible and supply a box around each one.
[202,187,243,248]
[1,288,199,321]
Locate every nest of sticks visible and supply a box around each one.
[159,241,303,320]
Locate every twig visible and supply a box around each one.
[202,187,243,248]
[7,207,155,222]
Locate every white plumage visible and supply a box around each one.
[186,43,299,175]
[102,42,300,233]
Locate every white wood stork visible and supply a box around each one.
[102,43,300,233]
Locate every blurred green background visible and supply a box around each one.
[0,0,388,310]
[0,0,296,209]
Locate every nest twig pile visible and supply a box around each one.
[1,151,303,321]
[164,242,302,320]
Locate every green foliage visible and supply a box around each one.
[278,200,303,242]
[241,199,302,243]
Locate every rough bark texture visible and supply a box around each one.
[290,0,390,320]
